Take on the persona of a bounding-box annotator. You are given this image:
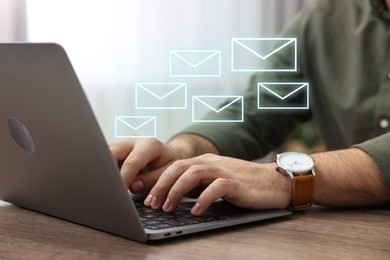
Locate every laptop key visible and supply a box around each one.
[144,225,160,230]
[143,220,161,226]
[155,223,174,229]
[176,218,201,225]
[134,201,228,229]
[163,220,187,226]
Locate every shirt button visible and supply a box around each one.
[379,118,389,129]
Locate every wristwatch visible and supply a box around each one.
[275,152,315,211]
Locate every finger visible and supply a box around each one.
[162,164,213,212]
[129,163,171,193]
[184,185,207,198]
[191,178,234,216]
[108,140,135,165]
[120,145,155,187]
[112,138,169,189]
[145,159,194,209]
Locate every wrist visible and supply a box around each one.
[167,134,220,159]
[273,165,293,209]
[275,152,316,211]
[258,163,292,209]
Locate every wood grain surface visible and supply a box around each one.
[0,200,389,260]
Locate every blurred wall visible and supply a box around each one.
[2,0,311,142]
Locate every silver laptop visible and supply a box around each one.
[0,43,291,242]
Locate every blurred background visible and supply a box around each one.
[1,0,322,152]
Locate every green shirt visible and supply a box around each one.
[180,0,390,188]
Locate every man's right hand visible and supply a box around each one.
[109,138,182,194]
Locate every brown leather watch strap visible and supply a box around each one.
[290,174,314,211]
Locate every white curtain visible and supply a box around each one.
[0,0,27,41]
[21,0,309,142]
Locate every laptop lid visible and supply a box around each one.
[0,43,147,242]
[0,43,291,242]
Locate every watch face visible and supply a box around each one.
[277,152,314,173]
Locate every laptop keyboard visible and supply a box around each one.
[133,201,228,230]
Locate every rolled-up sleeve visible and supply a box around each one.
[353,132,390,189]
[179,71,311,160]
[178,5,313,160]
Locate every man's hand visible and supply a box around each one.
[110,137,390,216]
[144,153,292,216]
[109,138,181,194]
[109,134,220,194]
[142,148,390,216]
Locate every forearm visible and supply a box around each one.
[312,148,390,207]
[167,134,220,159]
[168,136,390,208]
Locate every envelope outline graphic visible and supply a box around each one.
[115,116,157,138]
[135,82,187,109]
[257,82,309,109]
[192,95,244,122]
[169,50,221,77]
[231,38,297,72]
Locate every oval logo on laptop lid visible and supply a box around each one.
[7,116,35,154]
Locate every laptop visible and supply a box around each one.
[0,43,291,242]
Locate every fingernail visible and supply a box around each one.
[191,203,201,215]
[144,194,153,205]
[163,198,171,211]
[131,180,145,193]
[151,196,159,209]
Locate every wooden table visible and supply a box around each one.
[0,200,389,259]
